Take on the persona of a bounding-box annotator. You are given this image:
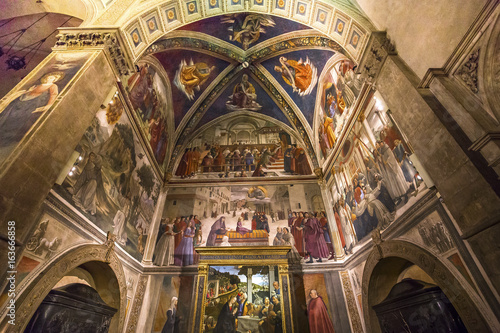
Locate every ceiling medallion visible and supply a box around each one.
[298,4,306,14]
[278,0,285,8]
[210,0,217,6]
[167,10,175,20]
[337,22,344,33]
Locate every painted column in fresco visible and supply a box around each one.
[142,186,169,265]
[319,181,345,260]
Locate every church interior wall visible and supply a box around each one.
[354,0,490,79]
[1,1,500,332]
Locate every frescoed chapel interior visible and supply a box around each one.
[1,0,500,332]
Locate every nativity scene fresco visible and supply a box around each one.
[329,96,428,254]
[153,183,337,267]
[53,94,161,261]
[174,116,312,179]
[202,265,282,333]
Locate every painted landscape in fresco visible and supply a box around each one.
[54,96,161,261]
[317,59,363,159]
[329,103,427,253]
[152,184,336,267]
[0,52,91,162]
[127,63,170,168]
[174,116,312,179]
[202,265,282,333]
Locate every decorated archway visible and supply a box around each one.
[361,239,491,333]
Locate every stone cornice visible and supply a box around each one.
[54,27,135,78]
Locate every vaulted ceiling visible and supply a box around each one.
[133,13,360,174]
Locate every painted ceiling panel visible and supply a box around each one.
[195,70,293,131]
[153,50,232,128]
[259,49,336,127]
[178,13,312,50]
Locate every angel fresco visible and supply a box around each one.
[221,13,276,50]
[226,74,262,111]
[274,56,318,96]
[174,59,216,100]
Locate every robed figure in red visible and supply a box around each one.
[307,289,335,333]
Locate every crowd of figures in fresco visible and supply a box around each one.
[153,209,337,267]
[175,143,311,178]
[127,63,170,167]
[319,59,363,159]
[330,105,426,249]
[201,266,283,333]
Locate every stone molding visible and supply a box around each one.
[54,27,134,77]
[361,240,492,333]
[0,244,127,332]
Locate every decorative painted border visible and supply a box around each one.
[140,9,164,43]
[340,271,364,333]
[120,0,371,61]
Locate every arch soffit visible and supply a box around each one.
[117,0,372,65]
[2,244,128,333]
[361,240,491,333]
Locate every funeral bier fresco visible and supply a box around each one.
[153,184,337,267]
[53,94,161,261]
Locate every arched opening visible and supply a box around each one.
[2,245,127,332]
[362,240,490,333]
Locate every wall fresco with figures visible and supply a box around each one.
[53,94,161,261]
[153,183,337,267]
[126,61,171,169]
[328,97,428,254]
[0,52,92,162]
[317,58,363,160]
[174,115,313,179]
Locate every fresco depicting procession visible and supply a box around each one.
[53,95,161,261]
[173,116,312,179]
[153,183,337,267]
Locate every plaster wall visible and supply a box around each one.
[354,0,488,78]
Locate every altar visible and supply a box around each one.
[214,230,269,246]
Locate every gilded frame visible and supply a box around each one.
[193,246,293,333]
